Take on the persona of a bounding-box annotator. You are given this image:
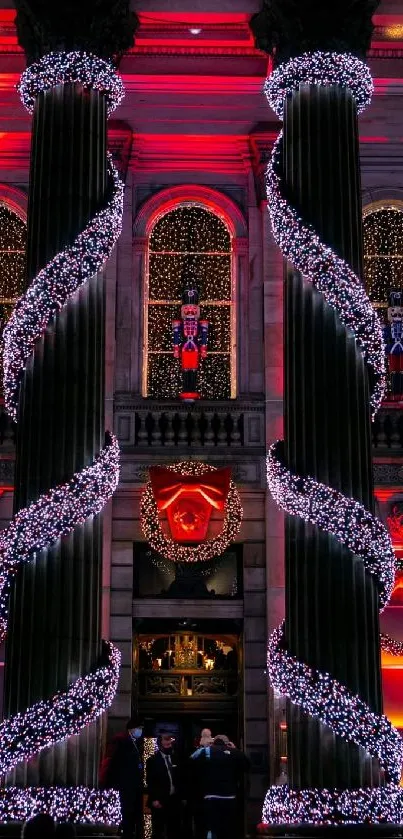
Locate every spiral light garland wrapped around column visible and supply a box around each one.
[262,51,403,827]
[0,52,125,825]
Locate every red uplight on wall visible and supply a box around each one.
[148,465,231,543]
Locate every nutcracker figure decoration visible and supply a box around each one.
[173,285,208,401]
[383,290,403,401]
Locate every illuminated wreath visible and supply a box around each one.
[140,461,243,563]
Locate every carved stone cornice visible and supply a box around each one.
[114,395,265,413]
[118,453,266,488]
[373,462,403,485]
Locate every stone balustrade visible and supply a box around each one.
[114,397,266,450]
[1,402,403,465]
[372,405,403,451]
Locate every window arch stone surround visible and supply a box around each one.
[131,185,248,399]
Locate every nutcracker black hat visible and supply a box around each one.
[182,285,199,305]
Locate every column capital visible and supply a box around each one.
[251,0,379,67]
[14,0,137,64]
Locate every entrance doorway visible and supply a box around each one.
[134,618,244,837]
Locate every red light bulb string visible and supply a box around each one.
[262,51,403,827]
[0,52,125,825]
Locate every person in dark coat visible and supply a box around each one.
[192,735,249,839]
[100,717,144,839]
[21,814,55,837]
[146,732,182,839]
[188,728,213,839]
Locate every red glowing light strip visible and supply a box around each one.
[121,75,265,93]
[137,13,251,23]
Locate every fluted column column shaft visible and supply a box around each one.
[4,82,107,787]
[284,85,382,789]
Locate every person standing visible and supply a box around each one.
[188,728,213,839]
[192,735,249,839]
[100,717,144,839]
[146,732,182,839]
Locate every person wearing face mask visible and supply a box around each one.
[146,732,182,839]
[100,716,144,839]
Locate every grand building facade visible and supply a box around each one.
[0,0,401,832]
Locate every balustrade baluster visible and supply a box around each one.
[224,413,234,446]
[137,411,149,446]
[237,413,244,446]
[134,411,141,446]
[211,413,221,446]
[172,412,181,446]
[204,411,214,447]
[165,412,174,447]
[185,412,195,446]
[198,411,208,446]
[145,412,155,446]
[178,413,187,446]
[158,412,168,446]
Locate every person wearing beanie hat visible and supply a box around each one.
[192,735,249,839]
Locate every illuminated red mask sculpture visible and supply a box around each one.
[149,465,231,543]
[141,461,243,563]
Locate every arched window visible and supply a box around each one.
[143,204,235,400]
[0,204,26,393]
[363,204,403,309]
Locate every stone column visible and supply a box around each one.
[252,0,383,792]
[4,1,136,787]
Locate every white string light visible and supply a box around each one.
[0,787,120,826]
[268,623,403,783]
[267,441,395,610]
[265,52,385,417]
[0,433,119,641]
[18,51,124,117]
[261,785,403,828]
[0,51,125,825]
[0,642,121,777]
[263,51,403,827]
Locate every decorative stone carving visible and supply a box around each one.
[387,501,403,541]
[251,0,379,66]
[14,0,137,64]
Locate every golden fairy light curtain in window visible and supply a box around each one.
[0,205,26,395]
[143,204,235,400]
[363,206,403,309]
